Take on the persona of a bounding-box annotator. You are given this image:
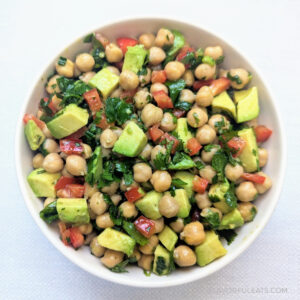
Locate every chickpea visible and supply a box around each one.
[138,254,154,271]
[160,112,177,132]
[66,155,87,176]
[87,203,97,220]
[46,75,61,94]
[187,107,208,128]
[119,70,139,91]
[32,153,44,169]
[149,47,166,66]
[42,126,53,138]
[195,192,212,209]
[134,88,152,110]
[43,153,64,173]
[194,63,216,80]
[196,86,214,107]
[151,145,166,164]
[110,127,122,139]
[139,33,155,49]
[100,129,118,149]
[84,183,98,199]
[208,114,230,132]
[74,65,81,77]
[196,125,216,145]
[84,232,97,245]
[90,237,105,257]
[120,178,139,192]
[183,70,195,87]
[179,89,195,104]
[150,82,168,94]
[204,46,223,60]
[173,245,196,267]
[78,223,93,235]
[228,68,250,89]
[258,148,268,168]
[180,221,205,246]
[236,181,258,202]
[150,170,172,192]
[111,194,122,206]
[55,58,74,78]
[170,218,184,233]
[79,71,96,84]
[245,118,258,128]
[199,165,217,183]
[139,235,159,255]
[44,138,59,153]
[44,197,55,207]
[133,163,152,183]
[75,53,95,72]
[106,66,120,76]
[138,69,151,88]
[90,192,108,215]
[101,249,124,268]
[95,32,110,48]
[158,194,179,218]
[51,95,62,111]
[141,104,163,128]
[101,181,119,196]
[131,248,142,261]
[225,163,244,182]
[152,217,164,233]
[81,143,92,159]
[155,28,174,48]
[238,202,257,222]
[96,212,114,228]
[165,61,185,81]
[254,172,272,194]
[119,201,138,218]
[101,148,112,158]
[105,43,123,63]
[61,166,73,178]
[140,143,153,160]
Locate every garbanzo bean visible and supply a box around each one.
[32,153,44,169]
[173,245,196,267]
[150,170,172,192]
[151,145,166,164]
[100,129,118,148]
[46,75,61,94]
[101,181,119,195]
[195,192,212,209]
[254,172,272,194]
[43,153,64,173]
[238,202,257,222]
[120,179,139,192]
[165,61,185,81]
[199,165,217,183]
[204,46,223,60]
[225,163,244,182]
[196,86,214,107]
[150,82,168,94]
[101,249,124,268]
[140,143,153,160]
[236,181,258,202]
[159,194,179,218]
[179,89,196,104]
[208,114,230,132]
[141,104,163,127]
[228,68,250,89]
[43,138,59,153]
[120,70,139,90]
[75,53,95,72]
[90,237,105,257]
[111,194,122,206]
[194,63,216,80]
[79,71,96,84]
[84,183,98,199]
[105,43,123,63]
[155,28,174,48]
[149,47,166,66]
[170,218,184,233]
[183,70,195,87]
[78,223,93,235]
[180,221,205,246]
[66,155,87,176]
[96,212,114,228]
[258,148,268,168]
[133,163,152,183]
[138,254,154,271]
[119,201,138,218]
[196,125,216,145]
[42,126,53,139]
[89,192,108,215]
[55,58,74,78]
[187,107,208,128]
[82,143,92,159]
[153,217,164,233]
[139,235,159,255]
[134,88,152,109]
[201,146,220,163]
[160,112,177,132]
[139,33,155,49]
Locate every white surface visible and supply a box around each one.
[0,0,299,299]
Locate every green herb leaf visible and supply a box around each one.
[201,209,220,229]
[195,160,205,170]
[57,56,67,66]
[224,183,237,209]
[155,256,168,275]
[212,150,228,182]
[216,56,224,65]
[105,97,134,125]
[165,79,186,104]
[123,221,149,246]
[153,142,173,170]
[110,257,137,273]
[202,55,215,66]
[227,72,242,84]
[217,229,237,245]
[39,201,58,224]
[171,178,187,188]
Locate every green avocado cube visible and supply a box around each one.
[153,245,171,275]
[158,226,178,251]
[27,168,61,198]
[47,104,89,139]
[88,68,120,99]
[122,45,148,74]
[25,120,45,150]
[97,228,136,256]
[174,118,193,150]
[209,181,232,214]
[173,171,195,198]
[57,198,90,225]
[212,91,236,118]
[195,231,227,267]
[135,191,162,220]
[219,209,244,230]
[174,189,191,218]
[113,121,147,157]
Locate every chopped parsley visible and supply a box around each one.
[202,55,215,66]
[171,178,187,188]
[155,256,167,275]
[57,56,67,66]
[211,150,228,182]
[153,142,173,170]
[216,55,224,65]
[217,229,237,245]
[39,201,58,224]
[110,257,137,273]
[224,183,238,209]
[227,72,242,85]
[105,97,134,125]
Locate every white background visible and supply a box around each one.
[1,0,299,299]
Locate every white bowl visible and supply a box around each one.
[15,17,286,288]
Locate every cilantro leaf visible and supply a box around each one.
[105,97,134,125]
[212,150,228,182]
[39,201,58,224]
[224,183,238,209]
[165,79,186,103]
[227,72,242,84]
[153,142,173,170]
[110,257,137,273]
[216,56,224,65]
[217,229,237,245]
[57,56,67,66]
[171,178,187,188]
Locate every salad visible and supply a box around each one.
[24,28,273,275]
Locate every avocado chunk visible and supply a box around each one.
[113,121,147,157]
[195,230,227,267]
[27,168,60,198]
[122,45,148,74]
[97,228,135,256]
[57,198,90,225]
[238,128,259,172]
[168,153,195,170]
[85,146,102,186]
[212,91,236,118]
[174,118,193,150]
[153,244,171,275]
[25,120,45,150]
[209,180,232,214]
[234,87,259,123]
[47,104,89,139]
[173,171,195,198]
[174,189,191,218]
[158,225,178,251]
[135,190,162,220]
[88,68,120,99]
[219,208,244,230]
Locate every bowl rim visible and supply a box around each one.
[15,16,287,288]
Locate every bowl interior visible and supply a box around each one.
[15,17,285,288]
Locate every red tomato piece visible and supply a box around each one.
[149,125,164,142]
[173,109,186,118]
[117,37,138,54]
[151,70,167,83]
[160,133,179,154]
[125,187,144,203]
[42,97,56,114]
[209,77,231,96]
[176,46,195,68]
[193,176,209,194]
[23,114,45,129]
[58,221,67,235]
[59,224,71,246]
[152,90,173,109]
[120,88,137,103]
[69,227,84,249]
[187,138,202,156]
[65,126,87,139]
[227,137,246,157]
[83,88,102,112]
[134,216,156,238]
[241,173,266,184]
[55,176,77,190]
[254,125,272,143]
[192,79,213,91]
[60,139,83,155]
[65,184,85,198]
[94,113,111,129]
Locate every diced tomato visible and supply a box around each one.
[241,173,266,184]
[254,125,272,143]
[134,216,156,238]
[193,79,213,91]
[193,176,209,194]
[60,139,83,155]
[23,114,45,129]
[152,90,173,109]
[65,126,87,139]
[69,227,84,249]
[55,176,77,190]
[83,88,102,112]
[61,229,71,246]
[120,88,137,103]
[117,37,138,54]
[65,184,85,198]
[176,46,195,68]
[42,97,56,114]
[187,138,202,156]
[160,133,179,154]
[94,113,111,129]
[209,77,231,96]
[173,109,186,118]
[114,61,124,71]
[125,187,145,203]
[227,137,246,157]
[151,70,167,83]
[149,125,164,142]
